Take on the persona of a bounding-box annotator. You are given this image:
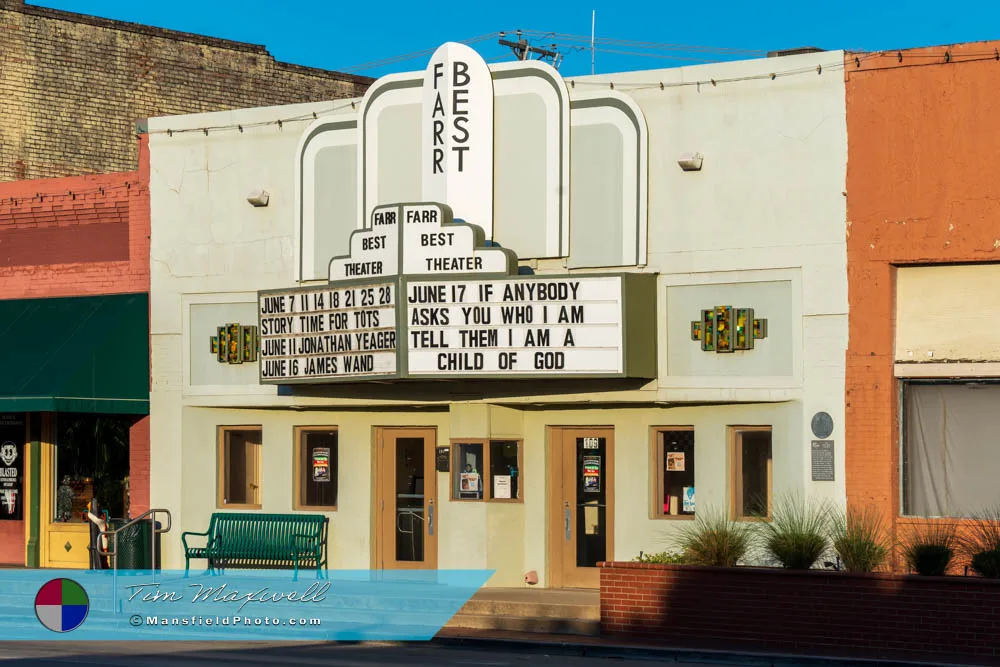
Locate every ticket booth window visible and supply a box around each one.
[451,440,523,502]
[53,414,131,522]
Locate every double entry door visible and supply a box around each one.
[549,428,615,588]
[374,428,438,569]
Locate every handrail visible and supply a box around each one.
[98,508,172,558]
[96,508,172,616]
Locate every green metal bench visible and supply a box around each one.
[181,513,329,576]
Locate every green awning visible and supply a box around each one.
[0,293,149,415]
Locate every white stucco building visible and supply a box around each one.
[148,44,848,587]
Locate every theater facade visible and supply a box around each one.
[148,44,849,586]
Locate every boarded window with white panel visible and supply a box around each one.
[297,119,358,282]
[491,62,570,259]
[493,93,548,258]
[374,103,422,208]
[360,79,423,227]
[568,94,648,269]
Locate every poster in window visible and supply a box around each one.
[493,475,511,499]
[460,472,480,492]
[0,414,24,521]
[682,486,696,513]
[582,456,601,493]
[666,452,686,472]
[312,447,330,483]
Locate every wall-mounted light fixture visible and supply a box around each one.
[691,306,767,353]
[677,152,704,172]
[211,323,259,364]
[247,189,270,207]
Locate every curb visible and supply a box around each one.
[430,634,968,667]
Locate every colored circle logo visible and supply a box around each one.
[35,578,89,633]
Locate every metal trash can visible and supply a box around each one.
[109,518,162,570]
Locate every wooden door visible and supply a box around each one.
[374,428,438,569]
[548,428,615,588]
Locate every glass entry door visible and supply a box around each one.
[549,428,615,588]
[375,428,437,569]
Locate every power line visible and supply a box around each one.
[338,34,497,73]
[143,48,996,139]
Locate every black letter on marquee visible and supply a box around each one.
[432,93,445,118]
[452,116,469,143]
[433,63,444,89]
[453,61,470,87]
[433,148,444,174]
[433,119,444,146]
[452,146,469,172]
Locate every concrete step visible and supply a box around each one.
[444,588,600,637]
[445,612,600,636]
[456,598,599,620]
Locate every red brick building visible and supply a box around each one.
[0,138,150,567]
[845,41,1000,564]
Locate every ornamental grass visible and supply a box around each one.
[673,509,753,567]
[830,505,890,573]
[758,495,831,570]
[900,522,957,576]
[958,506,1000,578]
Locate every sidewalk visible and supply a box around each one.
[433,627,975,667]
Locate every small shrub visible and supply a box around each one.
[971,550,1000,579]
[673,509,753,567]
[901,522,957,576]
[830,505,890,573]
[959,507,1000,578]
[759,495,831,570]
[633,550,686,565]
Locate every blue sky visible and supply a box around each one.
[35,0,1000,78]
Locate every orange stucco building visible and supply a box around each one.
[846,42,1000,563]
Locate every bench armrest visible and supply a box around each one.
[181,530,211,552]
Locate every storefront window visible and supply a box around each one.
[54,414,132,522]
[903,381,1000,517]
[295,428,338,510]
[452,442,484,500]
[731,427,772,519]
[218,427,262,509]
[655,429,695,517]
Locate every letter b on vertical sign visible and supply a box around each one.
[422,42,494,240]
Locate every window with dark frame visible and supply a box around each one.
[453,442,484,500]
[219,427,262,508]
[297,429,338,509]
[489,440,520,500]
[732,428,772,519]
[451,440,522,501]
[657,429,695,516]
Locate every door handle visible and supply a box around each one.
[564,505,571,541]
[428,501,434,536]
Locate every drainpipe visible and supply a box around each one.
[25,413,41,568]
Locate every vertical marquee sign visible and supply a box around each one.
[421,42,494,240]
[259,201,656,384]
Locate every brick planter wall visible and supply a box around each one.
[601,561,1000,664]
